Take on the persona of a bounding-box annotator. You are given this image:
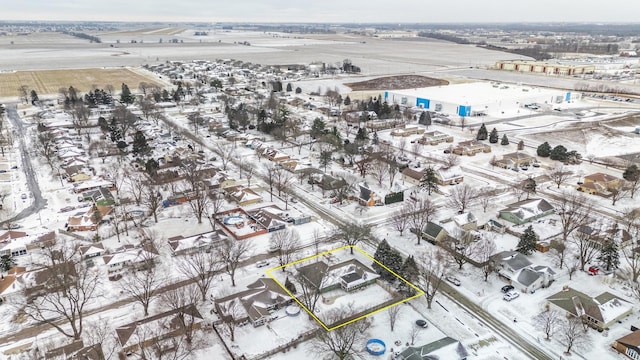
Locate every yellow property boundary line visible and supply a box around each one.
[266,245,424,331]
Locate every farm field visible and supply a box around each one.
[0,67,165,97]
[100,26,187,36]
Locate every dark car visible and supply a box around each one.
[501,285,514,293]
[415,319,428,328]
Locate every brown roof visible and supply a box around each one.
[617,330,640,347]
[116,304,203,346]
[0,274,18,295]
[402,168,424,181]
[0,231,28,241]
[584,172,619,183]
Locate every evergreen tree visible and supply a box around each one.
[501,134,509,145]
[1,254,16,272]
[295,87,302,94]
[598,240,620,271]
[120,83,134,104]
[30,89,39,105]
[623,164,640,198]
[517,225,538,255]
[419,111,432,127]
[537,142,551,157]
[372,240,404,281]
[400,255,419,283]
[310,118,326,139]
[286,83,293,92]
[284,276,297,294]
[372,131,379,145]
[549,145,568,161]
[132,131,149,155]
[355,127,368,141]
[517,140,524,150]
[476,123,488,140]
[343,95,351,106]
[145,158,159,176]
[489,128,499,143]
[420,167,439,196]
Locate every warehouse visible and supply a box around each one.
[384,82,580,117]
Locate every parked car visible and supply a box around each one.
[256,260,270,268]
[415,319,428,328]
[445,275,461,286]
[501,285,514,293]
[503,291,520,302]
[21,193,27,199]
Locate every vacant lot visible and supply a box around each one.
[344,75,448,91]
[0,68,164,97]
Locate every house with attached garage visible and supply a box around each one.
[167,230,227,256]
[214,278,293,327]
[613,329,640,360]
[401,168,424,187]
[296,258,380,294]
[546,286,632,331]
[397,336,469,360]
[578,172,622,196]
[498,198,554,225]
[495,152,536,169]
[434,165,464,186]
[491,251,555,293]
[413,222,450,244]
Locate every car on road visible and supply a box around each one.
[445,275,461,286]
[2,223,21,230]
[256,260,270,268]
[503,291,520,301]
[415,319,428,328]
[21,193,27,199]
[501,285,514,293]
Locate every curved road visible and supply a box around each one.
[1,104,47,226]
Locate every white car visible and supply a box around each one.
[256,260,270,268]
[503,291,520,302]
[445,275,461,286]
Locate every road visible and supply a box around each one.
[1,104,47,226]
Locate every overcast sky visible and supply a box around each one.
[2,0,640,23]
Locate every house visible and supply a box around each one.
[401,168,424,186]
[397,336,469,360]
[391,126,425,137]
[578,172,622,195]
[491,251,555,293]
[453,212,478,231]
[498,198,554,225]
[214,278,293,327]
[102,245,157,275]
[224,185,263,206]
[452,140,491,156]
[66,205,113,231]
[168,230,227,256]
[247,208,287,232]
[44,340,104,360]
[260,146,290,162]
[546,286,632,331]
[80,187,114,205]
[78,243,105,260]
[613,329,640,359]
[310,174,347,191]
[0,267,27,304]
[495,152,536,169]
[116,304,203,355]
[577,222,635,250]
[434,166,464,185]
[0,231,29,257]
[419,130,454,145]
[357,182,381,206]
[296,258,379,294]
[203,171,236,190]
[414,222,449,244]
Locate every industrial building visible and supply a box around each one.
[384,82,580,117]
[494,60,596,75]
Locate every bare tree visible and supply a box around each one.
[547,166,573,188]
[119,251,161,317]
[332,222,372,254]
[446,184,478,213]
[274,167,294,208]
[370,158,387,187]
[159,284,201,345]
[133,319,194,360]
[533,310,562,341]
[141,181,162,223]
[83,316,118,360]
[215,239,252,286]
[179,160,210,224]
[559,317,592,355]
[217,296,244,342]
[270,228,301,270]
[476,236,497,281]
[392,207,411,236]
[622,245,640,283]
[608,181,630,206]
[21,244,101,340]
[397,138,407,155]
[263,162,276,202]
[420,248,450,309]
[568,256,580,280]
[555,192,592,269]
[444,150,460,168]
[408,198,438,245]
[178,251,219,302]
[213,142,235,171]
[570,225,600,270]
[387,305,401,332]
[312,228,323,256]
[409,325,420,346]
[444,228,477,270]
[294,263,327,316]
[310,306,371,360]
[207,191,225,231]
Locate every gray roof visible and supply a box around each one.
[399,337,469,360]
[423,222,445,239]
[493,251,532,272]
[517,267,541,287]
